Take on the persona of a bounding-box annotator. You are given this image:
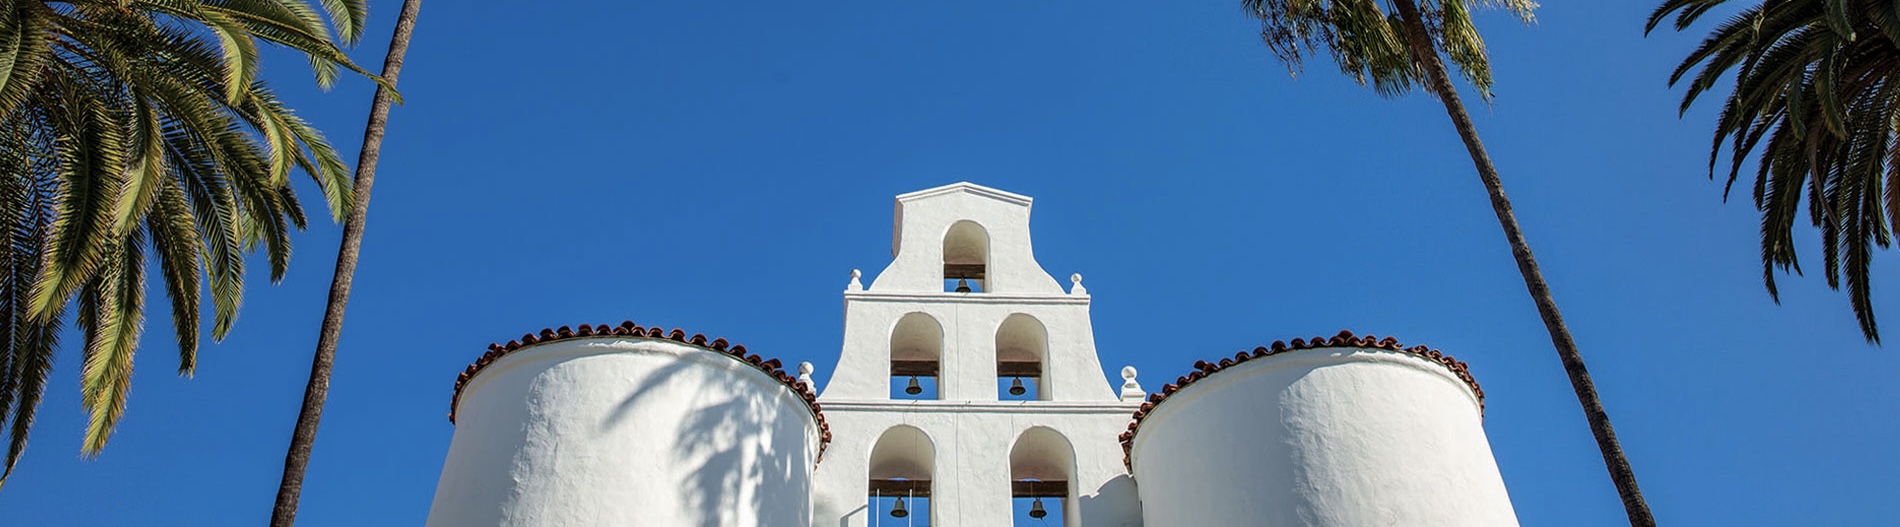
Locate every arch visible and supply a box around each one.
[996,313,1050,400]
[869,425,935,523]
[890,312,943,400]
[1009,427,1077,526]
[869,425,936,480]
[943,220,990,292]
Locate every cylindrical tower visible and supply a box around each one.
[427,324,827,527]
[1124,331,1517,527]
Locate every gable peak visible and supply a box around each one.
[894,182,1033,207]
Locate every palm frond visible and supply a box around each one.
[1243,0,1534,100]
[145,179,199,375]
[1,165,58,488]
[1659,0,1900,342]
[112,95,166,234]
[78,226,142,456]
[0,2,52,118]
[195,9,260,105]
[0,0,379,476]
[28,73,126,321]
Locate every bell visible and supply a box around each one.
[905,376,923,395]
[890,496,909,518]
[955,279,972,293]
[1009,377,1026,396]
[1029,497,1047,519]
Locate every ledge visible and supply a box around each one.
[843,291,1090,305]
[818,399,1141,415]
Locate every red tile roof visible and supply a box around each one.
[449,321,831,453]
[1117,330,1483,471]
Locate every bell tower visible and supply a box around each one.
[810,183,1146,527]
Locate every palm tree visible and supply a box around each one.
[0,1,383,486]
[269,0,420,523]
[1648,1,1900,344]
[1241,1,1656,525]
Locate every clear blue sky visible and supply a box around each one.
[4,1,1896,525]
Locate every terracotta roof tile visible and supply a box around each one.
[449,321,830,454]
[1118,330,1483,470]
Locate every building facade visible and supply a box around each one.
[426,183,1519,526]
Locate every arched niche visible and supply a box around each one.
[996,313,1049,400]
[1009,427,1077,526]
[943,220,990,292]
[869,425,935,523]
[890,312,943,400]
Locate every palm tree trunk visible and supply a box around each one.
[1388,1,1655,525]
[268,1,421,524]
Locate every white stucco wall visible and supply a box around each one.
[812,182,1143,526]
[427,338,820,527]
[874,183,1064,295]
[1129,347,1519,527]
[822,293,1116,403]
[810,402,1142,527]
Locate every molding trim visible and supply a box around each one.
[844,291,1090,305]
[819,399,1141,415]
[894,181,1033,206]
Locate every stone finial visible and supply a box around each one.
[1069,273,1087,295]
[1119,365,1144,401]
[798,361,815,388]
[846,269,863,291]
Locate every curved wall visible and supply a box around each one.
[426,338,820,527]
[1130,347,1517,527]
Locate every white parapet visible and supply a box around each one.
[1128,340,1518,527]
[427,334,822,527]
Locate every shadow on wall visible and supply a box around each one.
[600,355,808,527]
[601,359,693,431]
[839,503,866,527]
[1078,475,1142,527]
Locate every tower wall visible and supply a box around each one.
[810,403,1141,527]
[427,338,820,527]
[820,295,1117,402]
[813,183,1143,526]
[872,184,1063,294]
[1129,347,1518,527]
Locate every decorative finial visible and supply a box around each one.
[846,269,863,291]
[1069,273,1087,295]
[798,362,815,388]
[1119,365,1144,401]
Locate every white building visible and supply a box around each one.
[426,182,1520,526]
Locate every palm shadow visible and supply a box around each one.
[601,353,809,527]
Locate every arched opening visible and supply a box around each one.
[869,426,935,525]
[996,314,1048,401]
[943,220,989,293]
[1009,427,1076,526]
[890,313,943,400]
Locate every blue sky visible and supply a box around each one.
[3,1,1896,525]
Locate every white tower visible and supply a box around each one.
[1124,334,1521,526]
[810,183,1145,527]
[426,325,824,527]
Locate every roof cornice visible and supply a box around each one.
[894,181,1033,207]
